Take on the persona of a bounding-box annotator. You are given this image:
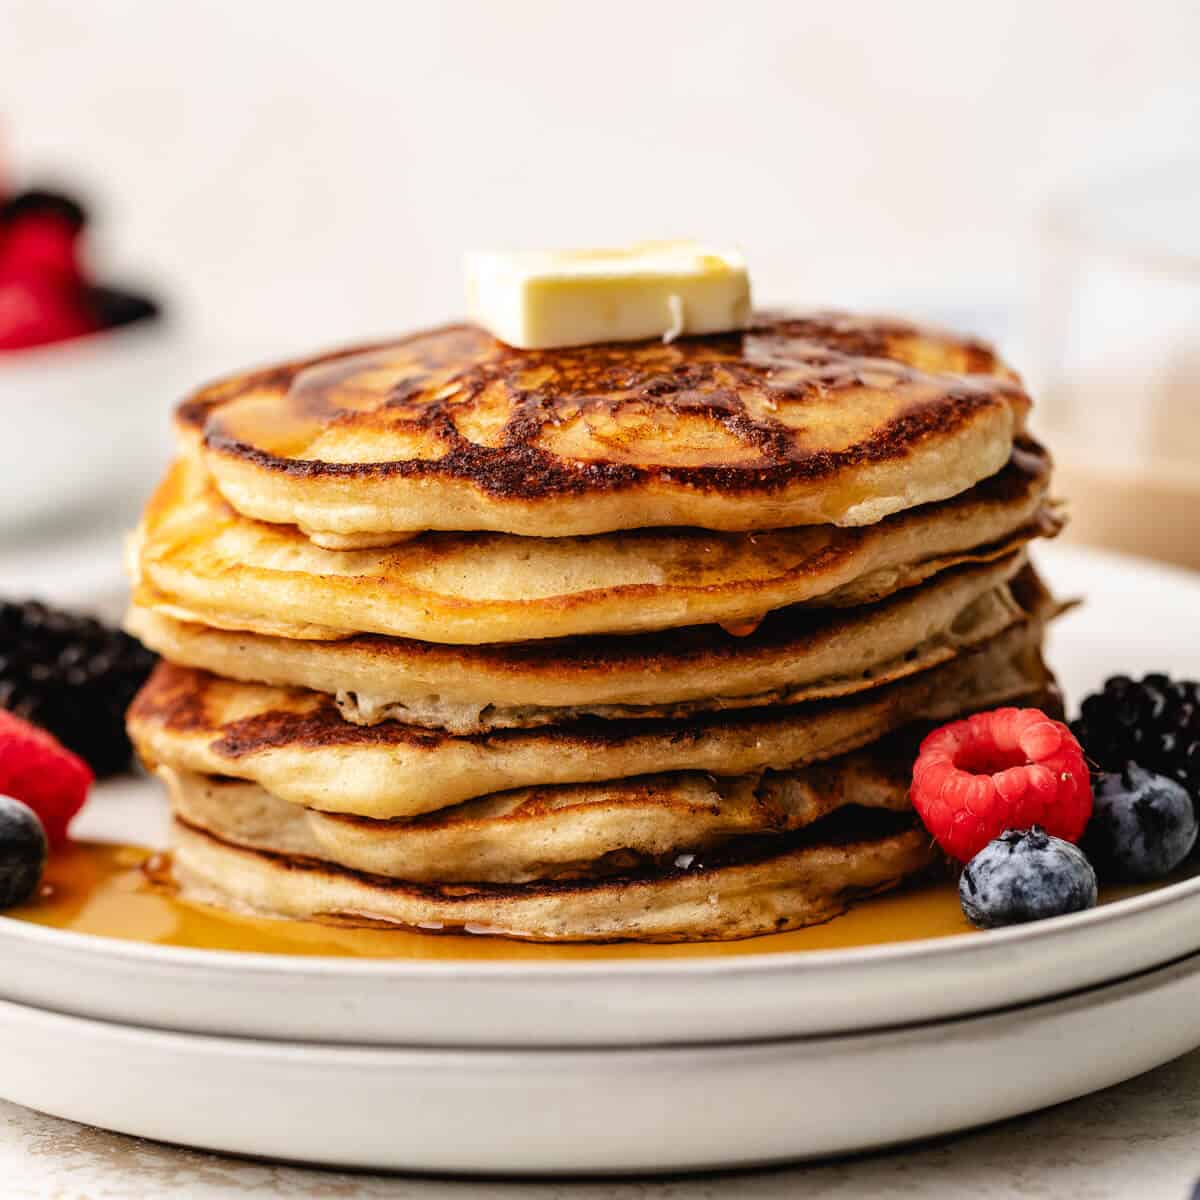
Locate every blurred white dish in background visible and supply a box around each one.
[1035,158,1200,571]
[0,319,184,539]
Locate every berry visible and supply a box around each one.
[0,275,97,350]
[0,795,47,908]
[1072,674,1200,801]
[911,708,1093,862]
[0,191,87,290]
[0,600,156,776]
[1083,765,1197,882]
[0,190,88,234]
[86,285,159,332]
[959,827,1098,928]
[0,709,92,846]
[0,190,97,351]
[0,190,157,345]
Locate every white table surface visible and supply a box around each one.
[3,533,1200,1196]
[4,1049,1200,1200]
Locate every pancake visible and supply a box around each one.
[128,617,1052,819]
[162,738,916,884]
[130,439,1057,645]
[127,555,1028,734]
[177,313,1030,544]
[170,807,935,942]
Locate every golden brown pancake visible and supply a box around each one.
[162,738,917,884]
[128,617,1052,820]
[170,808,935,943]
[177,313,1030,544]
[130,439,1056,645]
[126,555,1028,733]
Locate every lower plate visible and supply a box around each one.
[4,951,1200,1174]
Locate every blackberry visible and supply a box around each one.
[1072,674,1200,800]
[0,600,156,777]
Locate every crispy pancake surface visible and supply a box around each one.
[164,738,916,885]
[131,440,1056,645]
[171,809,934,942]
[128,617,1051,819]
[127,556,1027,733]
[179,313,1030,543]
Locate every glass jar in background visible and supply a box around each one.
[1033,159,1200,571]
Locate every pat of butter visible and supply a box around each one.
[465,241,752,350]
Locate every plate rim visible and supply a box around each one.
[5,950,1200,1173]
[4,942,1200,1054]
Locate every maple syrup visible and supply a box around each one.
[6,839,1186,962]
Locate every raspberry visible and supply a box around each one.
[0,189,98,350]
[0,709,92,846]
[911,707,1093,862]
[0,189,157,346]
[0,276,97,350]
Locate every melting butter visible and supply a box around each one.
[465,241,752,350]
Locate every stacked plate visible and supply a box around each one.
[0,548,1198,1172]
[3,299,1200,1172]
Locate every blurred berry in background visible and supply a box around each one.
[0,187,158,353]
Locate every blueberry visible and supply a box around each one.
[0,795,46,908]
[959,827,1097,928]
[1084,765,1197,882]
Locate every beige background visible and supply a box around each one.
[6,0,1200,357]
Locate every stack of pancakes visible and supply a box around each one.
[125,314,1062,942]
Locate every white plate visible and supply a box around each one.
[0,322,180,534]
[1,543,1199,1049]
[3,952,1200,1174]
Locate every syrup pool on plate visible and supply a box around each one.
[7,839,1191,962]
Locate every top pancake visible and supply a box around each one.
[178,313,1031,544]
